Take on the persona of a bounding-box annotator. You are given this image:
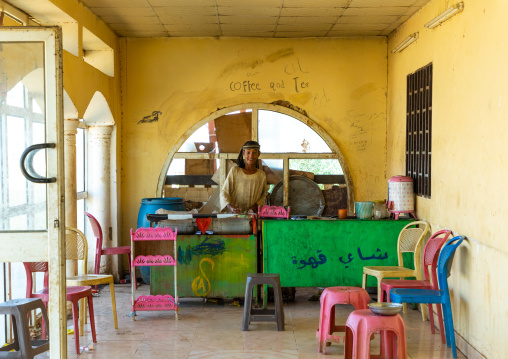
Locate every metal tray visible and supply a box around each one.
[368,302,403,316]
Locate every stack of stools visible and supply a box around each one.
[0,298,50,359]
[316,286,371,354]
[242,273,284,331]
[344,309,407,359]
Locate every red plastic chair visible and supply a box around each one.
[85,211,131,284]
[380,229,452,344]
[23,262,97,354]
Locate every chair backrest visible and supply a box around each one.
[23,262,49,298]
[437,236,465,294]
[396,221,431,279]
[66,227,89,274]
[84,211,103,252]
[422,229,452,283]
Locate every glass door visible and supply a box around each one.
[0,27,66,358]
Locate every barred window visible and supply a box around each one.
[406,63,432,198]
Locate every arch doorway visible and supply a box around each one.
[157,103,354,215]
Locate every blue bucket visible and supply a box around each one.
[355,201,373,219]
[137,198,185,284]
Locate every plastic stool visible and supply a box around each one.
[242,273,284,331]
[0,298,50,359]
[316,286,371,354]
[344,309,407,359]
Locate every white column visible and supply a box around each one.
[87,125,113,275]
[64,118,79,277]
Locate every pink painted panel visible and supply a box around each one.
[133,255,176,266]
[130,227,177,241]
[258,205,290,219]
[133,295,178,311]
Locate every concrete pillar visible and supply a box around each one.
[87,125,113,275]
[64,118,79,277]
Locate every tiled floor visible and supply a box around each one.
[49,284,465,358]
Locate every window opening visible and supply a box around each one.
[406,63,432,198]
[164,104,350,214]
[76,122,88,232]
[1,81,46,231]
[258,110,331,153]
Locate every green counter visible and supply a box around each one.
[151,234,257,298]
[262,219,413,288]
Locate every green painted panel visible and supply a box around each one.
[151,234,257,298]
[262,219,414,288]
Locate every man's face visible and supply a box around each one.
[243,148,260,166]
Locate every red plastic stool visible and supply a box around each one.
[344,309,407,359]
[316,286,371,354]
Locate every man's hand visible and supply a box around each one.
[227,204,242,214]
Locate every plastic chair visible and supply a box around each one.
[84,212,131,285]
[316,286,371,354]
[381,229,452,343]
[0,298,49,359]
[344,309,407,359]
[65,227,118,333]
[362,220,430,314]
[24,262,97,354]
[390,236,465,359]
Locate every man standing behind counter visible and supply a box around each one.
[220,141,268,214]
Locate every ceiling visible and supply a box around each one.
[77,0,431,38]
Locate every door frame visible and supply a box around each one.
[0,26,66,358]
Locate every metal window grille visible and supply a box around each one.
[406,63,432,198]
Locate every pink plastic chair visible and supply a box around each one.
[380,229,452,344]
[24,262,97,354]
[344,309,407,359]
[85,212,131,286]
[316,286,371,354]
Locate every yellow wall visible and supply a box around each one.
[119,36,388,237]
[49,0,120,118]
[387,0,508,357]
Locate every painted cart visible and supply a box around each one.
[150,214,257,299]
[262,218,414,288]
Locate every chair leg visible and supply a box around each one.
[376,276,382,303]
[38,301,48,340]
[362,273,367,289]
[94,253,101,291]
[436,303,446,344]
[109,280,119,329]
[79,297,85,335]
[428,303,435,334]
[84,297,88,324]
[441,302,451,347]
[87,295,97,344]
[242,279,253,331]
[72,300,80,354]
[273,282,284,331]
[443,302,457,358]
[420,303,427,321]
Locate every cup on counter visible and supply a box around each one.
[338,209,348,219]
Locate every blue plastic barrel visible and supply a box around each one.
[137,197,185,284]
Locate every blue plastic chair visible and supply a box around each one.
[390,236,464,359]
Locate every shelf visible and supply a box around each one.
[133,255,176,266]
[133,295,178,311]
[131,226,178,318]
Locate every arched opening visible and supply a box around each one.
[157,103,354,214]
